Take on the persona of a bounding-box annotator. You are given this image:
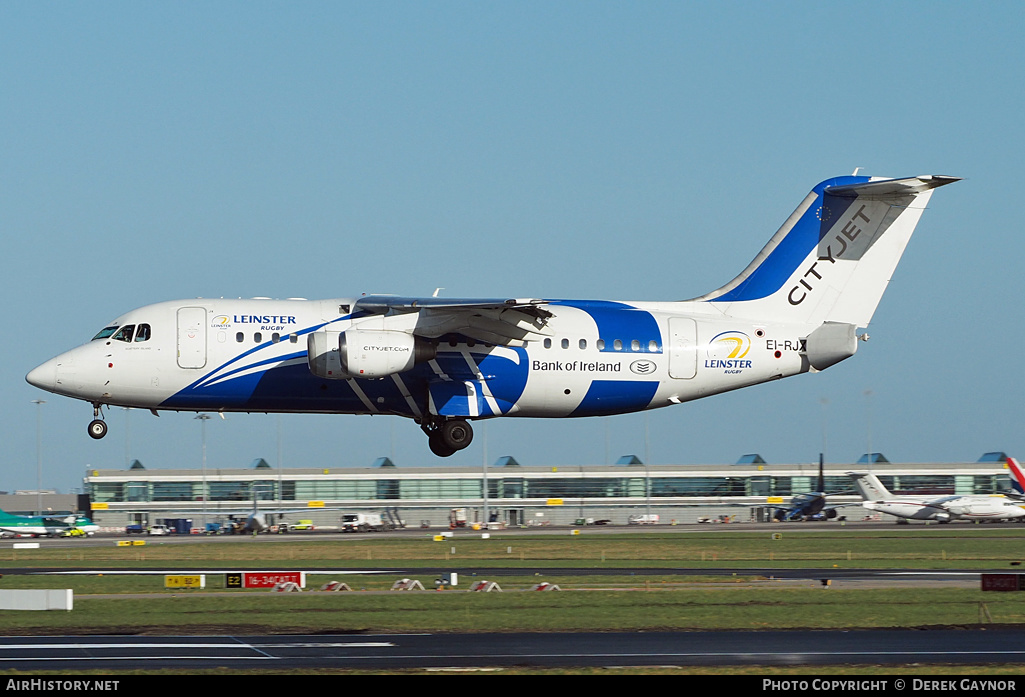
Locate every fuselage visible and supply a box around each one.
[863,496,1025,522]
[0,514,96,537]
[777,492,828,521]
[26,297,814,421]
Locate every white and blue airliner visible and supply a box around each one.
[27,174,958,456]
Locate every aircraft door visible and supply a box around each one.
[668,317,697,379]
[177,307,207,369]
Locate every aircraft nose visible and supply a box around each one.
[26,358,58,391]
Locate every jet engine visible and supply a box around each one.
[804,322,858,371]
[308,329,436,379]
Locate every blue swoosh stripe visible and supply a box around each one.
[549,300,662,353]
[711,175,870,303]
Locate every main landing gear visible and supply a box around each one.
[88,403,107,440]
[421,417,473,458]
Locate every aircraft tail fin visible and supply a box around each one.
[847,471,891,501]
[696,175,960,329]
[1008,458,1025,496]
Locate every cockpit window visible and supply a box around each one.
[111,325,136,343]
[134,324,151,342]
[92,326,119,341]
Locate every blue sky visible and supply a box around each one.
[3,2,1024,493]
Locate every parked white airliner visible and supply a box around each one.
[849,472,1025,523]
[27,174,958,456]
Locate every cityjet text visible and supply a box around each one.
[788,204,872,306]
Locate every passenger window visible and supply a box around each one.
[236,332,244,343]
[134,324,151,342]
[289,333,298,343]
[579,339,587,350]
[272,333,280,343]
[648,340,659,352]
[543,338,552,349]
[561,338,569,349]
[597,339,605,351]
[631,340,640,351]
[254,332,263,343]
[613,339,623,351]
[112,325,135,343]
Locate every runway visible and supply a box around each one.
[3,630,1025,670]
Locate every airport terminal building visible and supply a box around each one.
[78,453,1019,529]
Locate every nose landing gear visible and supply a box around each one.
[88,403,108,440]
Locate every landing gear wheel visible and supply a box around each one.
[428,432,457,458]
[440,419,473,451]
[88,419,108,440]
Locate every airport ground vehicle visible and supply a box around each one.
[148,524,171,536]
[340,513,390,532]
[449,508,468,528]
[289,520,314,531]
[628,514,659,525]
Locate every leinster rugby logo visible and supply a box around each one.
[630,359,656,375]
[211,315,231,328]
[705,331,752,374]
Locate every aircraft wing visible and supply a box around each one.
[353,295,554,346]
[42,515,77,526]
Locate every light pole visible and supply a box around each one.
[277,414,283,506]
[482,421,489,526]
[195,413,212,529]
[864,389,874,468]
[31,400,45,515]
[123,408,131,468]
[645,413,651,522]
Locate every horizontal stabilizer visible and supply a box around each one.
[823,175,961,200]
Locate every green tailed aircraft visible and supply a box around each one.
[0,509,98,537]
